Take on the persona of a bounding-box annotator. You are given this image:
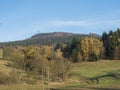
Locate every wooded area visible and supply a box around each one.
[0,29,120,88]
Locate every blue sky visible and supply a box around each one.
[0,0,120,42]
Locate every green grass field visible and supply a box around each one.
[0,60,120,90]
[51,60,120,90]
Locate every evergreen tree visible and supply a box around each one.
[102,29,120,60]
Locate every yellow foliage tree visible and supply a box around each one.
[81,37,103,61]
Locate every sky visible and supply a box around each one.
[0,0,120,42]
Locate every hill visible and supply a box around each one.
[0,32,101,47]
[31,32,73,38]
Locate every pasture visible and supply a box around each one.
[0,60,120,90]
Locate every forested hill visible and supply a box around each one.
[0,32,100,46]
[31,32,73,38]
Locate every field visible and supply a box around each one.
[0,60,120,90]
[53,60,120,90]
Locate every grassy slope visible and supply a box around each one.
[72,60,120,78]
[0,60,12,74]
[53,60,120,90]
[0,60,44,90]
[0,60,120,90]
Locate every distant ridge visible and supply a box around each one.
[0,32,101,47]
[31,32,73,39]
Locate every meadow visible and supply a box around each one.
[0,60,120,90]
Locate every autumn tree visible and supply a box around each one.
[81,37,103,61]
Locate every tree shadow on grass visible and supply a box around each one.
[86,73,120,84]
[50,87,120,90]
[50,72,120,90]
[87,87,120,90]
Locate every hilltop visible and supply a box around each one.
[0,32,100,46]
[31,32,73,38]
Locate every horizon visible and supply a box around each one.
[0,31,100,43]
[0,0,120,42]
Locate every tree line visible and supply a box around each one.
[102,29,120,60]
[59,29,120,62]
[1,29,120,84]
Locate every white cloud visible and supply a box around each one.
[50,20,96,27]
[51,19,120,27]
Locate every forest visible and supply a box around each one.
[0,29,120,90]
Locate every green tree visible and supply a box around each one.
[62,38,82,62]
[102,29,120,60]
